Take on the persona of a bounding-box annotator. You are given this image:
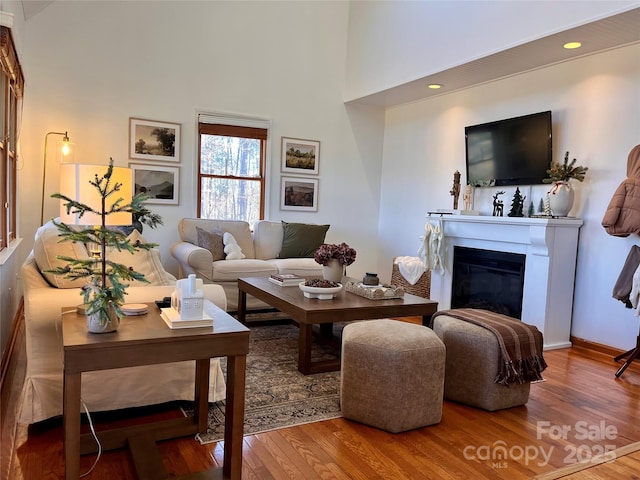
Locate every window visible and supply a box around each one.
[197,114,269,224]
[0,26,23,252]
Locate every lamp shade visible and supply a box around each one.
[59,163,133,226]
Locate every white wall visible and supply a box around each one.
[16,0,383,280]
[345,0,638,100]
[378,43,640,350]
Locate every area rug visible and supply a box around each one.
[186,322,342,444]
[532,440,640,479]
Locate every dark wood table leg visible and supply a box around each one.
[319,323,333,338]
[194,359,210,433]
[237,289,247,324]
[63,372,81,480]
[224,353,247,480]
[423,314,433,327]
[298,323,313,374]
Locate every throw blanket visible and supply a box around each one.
[431,308,547,386]
[394,256,426,285]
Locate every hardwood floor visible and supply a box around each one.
[2,315,640,479]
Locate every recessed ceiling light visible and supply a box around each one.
[428,84,443,89]
[564,42,582,49]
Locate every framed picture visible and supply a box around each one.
[129,118,181,163]
[280,176,318,212]
[129,163,180,205]
[281,137,320,175]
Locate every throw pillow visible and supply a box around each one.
[33,221,91,288]
[223,232,245,260]
[278,221,330,258]
[106,230,176,286]
[195,226,225,261]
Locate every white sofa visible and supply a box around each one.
[170,219,328,311]
[18,221,227,425]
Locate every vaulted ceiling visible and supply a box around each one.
[350,7,640,107]
[19,2,640,107]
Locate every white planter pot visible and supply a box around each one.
[87,304,120,333]
[322,259,344,283]
[548,181,575,217]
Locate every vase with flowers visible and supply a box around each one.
[542,151,588,217]
[314,243,357,282]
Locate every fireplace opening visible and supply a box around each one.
[451,246,525,318]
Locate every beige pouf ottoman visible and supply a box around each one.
[340,319,445,433]
[431,314,532,411]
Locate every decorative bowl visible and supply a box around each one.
[298,281,343,300]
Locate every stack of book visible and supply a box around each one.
[268,273,304,286]
[160,307,213,329]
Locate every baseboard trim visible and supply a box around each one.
[570,335,640,374]
[570,335,625,357]
[0,299,24,392]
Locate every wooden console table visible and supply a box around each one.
[62,301,250,479]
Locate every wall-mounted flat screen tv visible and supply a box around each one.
[465,111,552,187]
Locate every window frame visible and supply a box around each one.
[197,113,270,222]
[0,26,24,252]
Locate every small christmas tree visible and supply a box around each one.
[47,159,163,329]
[508,187,525,217]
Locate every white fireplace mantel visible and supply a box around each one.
[429,215,583,349]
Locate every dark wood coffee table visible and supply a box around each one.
[62,300,249,480]
[237,277,438,374]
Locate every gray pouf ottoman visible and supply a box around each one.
[432,315,531,411]
[340,319,445,433]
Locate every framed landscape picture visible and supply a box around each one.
[129,163,180,205]
[280,176,318,212]
[129,118,181,163]
[281,137,320,175]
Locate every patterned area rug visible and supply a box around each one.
[188,322,342,444]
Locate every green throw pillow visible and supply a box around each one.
[278,221,330,258]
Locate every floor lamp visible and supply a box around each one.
[40,131,74,225]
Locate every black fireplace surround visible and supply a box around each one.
[451,246,526,318]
